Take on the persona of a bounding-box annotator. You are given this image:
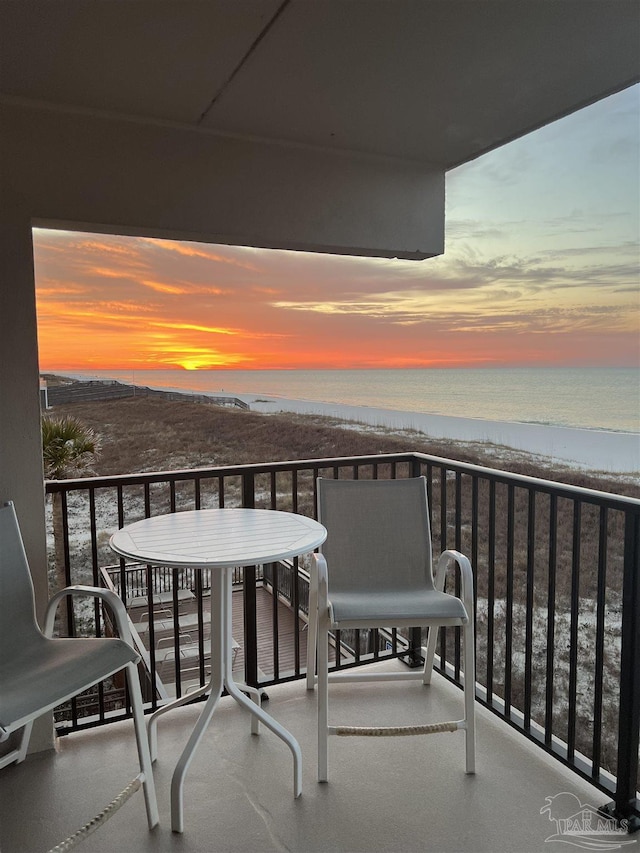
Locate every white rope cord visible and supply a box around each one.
[334,721,459,737]
[47,776,142,853]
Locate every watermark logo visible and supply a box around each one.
[541,792,634,849]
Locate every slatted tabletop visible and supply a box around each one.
[110,508,326,568]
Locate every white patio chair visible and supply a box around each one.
[306,477,476,782]
[0,501,159,832]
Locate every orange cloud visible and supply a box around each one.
[139,279,189,295]
[150,321,239,336]
[33,228,639,372]
[142,238,260,272]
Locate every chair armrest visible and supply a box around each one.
[44,585,135,645]
[310,552,328,607]
[435,550,474,625]
[310,552,330,624]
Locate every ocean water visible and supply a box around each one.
[58,367,639,434]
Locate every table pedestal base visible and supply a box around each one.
[146,569,302,833]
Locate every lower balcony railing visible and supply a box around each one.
[44,452,640,826]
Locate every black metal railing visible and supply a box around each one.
[44,452,640,825]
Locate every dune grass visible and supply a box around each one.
[44,395,635,497]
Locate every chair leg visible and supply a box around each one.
[422,624,439,685]
[317,615,329,782]
[462,623,476,774]
[125,662,160,829]
[306,583,318,690]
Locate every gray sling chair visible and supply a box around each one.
[0,502,159,832]
[306,477,476,782]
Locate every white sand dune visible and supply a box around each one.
[240,394,639,475]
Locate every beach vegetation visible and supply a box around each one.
[40,395,636,495]
[41,414,102,632]
[42,414,102,479]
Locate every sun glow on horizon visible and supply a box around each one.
[34,226,639,372]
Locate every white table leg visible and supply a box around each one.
[171,565,302,833]
[171,569,225,833]
[148,679,211,763]
[224,677,302,798]
[147,592,220,762]
[222,568,302,799]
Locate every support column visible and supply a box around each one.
[0,202,53,755]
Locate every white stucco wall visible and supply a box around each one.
[0,198,51,754]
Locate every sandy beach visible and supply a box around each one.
[45,373,640,477]
[238,393,639,475]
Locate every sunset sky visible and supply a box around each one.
[34,85,639,372]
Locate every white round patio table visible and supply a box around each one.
[110,508,327,833]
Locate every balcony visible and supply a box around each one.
[1,451,638,850]
[1,667,634,853]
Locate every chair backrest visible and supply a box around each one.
[0,502,43,656]
[316,477,434,595]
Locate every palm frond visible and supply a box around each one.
[42,415,102,479]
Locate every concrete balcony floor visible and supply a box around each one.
[1,663,635,853]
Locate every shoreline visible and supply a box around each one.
[43,375,640,476]
[238,392,639,475]
[47,367,640,433]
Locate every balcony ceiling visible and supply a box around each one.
[1,0,638,170]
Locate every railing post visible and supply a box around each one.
[603,508,640,831]
[400,627,425,668]
[404,457,425,667]
[241,472,259,688]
